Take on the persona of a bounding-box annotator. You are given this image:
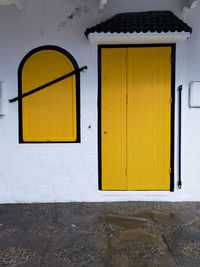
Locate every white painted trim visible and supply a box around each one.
[88,31,191,44]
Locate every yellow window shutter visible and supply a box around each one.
[19,47,79,142]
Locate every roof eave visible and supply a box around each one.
[87,31,191,44]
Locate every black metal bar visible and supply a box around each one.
[178,85,182,189]
[9,66,87,103]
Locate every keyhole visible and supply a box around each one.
[104,131,107,134]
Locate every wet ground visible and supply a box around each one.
[0,202,200,266]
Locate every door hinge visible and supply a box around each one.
[169,168,172,174]
[170,96,172,104]
[126,95,128,105]
[125,168,128,175]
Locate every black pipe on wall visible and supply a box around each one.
[178,85,182,189]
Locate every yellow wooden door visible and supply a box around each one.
[101,48,127,190]
[127,47,172,190]
[22,49,77,142]
[101,47,172,191]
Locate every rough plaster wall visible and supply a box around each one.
[181,3,200,200]
[0,0,195,203]
[0,0,28,9]
[182,0,200,9]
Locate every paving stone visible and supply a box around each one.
[0,247,39,267]
[112,229,168,250]
[164,228,200,267]
[113,244,164,264]
[138,219,178,235]
[111,254,138,267]
[112,253,177,267]
[179,240,200,260]
[0,231,49,252]
[57,213,100,230]
[133,210,176,225]
[175,254,200,267]
[35,223,72,239]
[0,202,200,266]
[173,209,200,226]
[0,214,49,231]
[88,222,125,237]
[0,225,19,238]
[8,258,42,267]
[100,213,149,229]
[166,227,200,249]
[0,204,56,218]
[152,254,177,267]
[54,246,104,265]
[152,212,176,225]
[47,229,108,265]
[190,218,200,230]
[131,211,154,220]
[134,209,200,226]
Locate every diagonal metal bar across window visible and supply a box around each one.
[9,65,87,103]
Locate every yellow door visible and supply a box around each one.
[101,48,127,190]
[127,47,172,190]
[101,47,172,191]
[22,49,77,142]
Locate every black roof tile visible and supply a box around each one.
[85,11,192,37]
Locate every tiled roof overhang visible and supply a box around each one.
[85,11,192,44]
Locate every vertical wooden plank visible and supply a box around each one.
[101,48,127,190]
[22,50,77,142]
[127,47,171,190]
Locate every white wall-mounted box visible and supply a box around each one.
[189,81,200,108]
[0,81,5,115]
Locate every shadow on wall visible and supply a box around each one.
[58,5,91,31]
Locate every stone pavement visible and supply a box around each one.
[0,202,200,266]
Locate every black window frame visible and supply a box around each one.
[18,45,81,144]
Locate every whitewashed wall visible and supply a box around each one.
[0,0,198,203]
[180,2,200,200]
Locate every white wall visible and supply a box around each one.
[0,0,198,203]
[180,3,200,200]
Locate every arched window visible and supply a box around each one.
[18,46,80,143]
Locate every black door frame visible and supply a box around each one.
[98,44,176,192]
